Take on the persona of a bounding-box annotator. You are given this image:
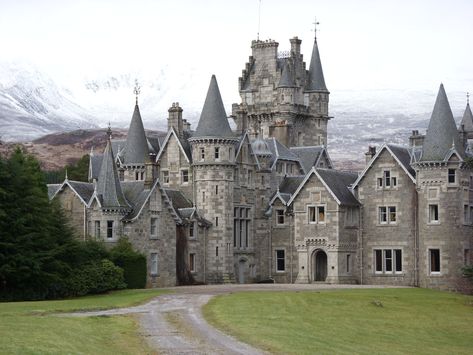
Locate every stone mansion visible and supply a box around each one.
[48,33,473,290]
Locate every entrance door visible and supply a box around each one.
[238,260,246,284]
[314,250,328,281]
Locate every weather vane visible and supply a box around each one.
[134,79,141,105]
[312,17,320,39]
[107,121,112,139]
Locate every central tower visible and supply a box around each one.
[232,33,331,147]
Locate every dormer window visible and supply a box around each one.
[448,169,456,184]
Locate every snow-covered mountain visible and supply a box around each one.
[0,63,97,141]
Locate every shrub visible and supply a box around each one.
[110,238,147,289]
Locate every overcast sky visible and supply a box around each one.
[1,0,472,104]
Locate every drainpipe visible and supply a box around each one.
[359,205,363,285]
[269,220,273,279]
[203,227,207,283]
[414,189,419,287]
[83,205,87,242]
[290,210,294,284]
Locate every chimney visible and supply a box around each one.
[182,119,191,132]
[365,146,376,165]
[168,102,183,137]
[144,161,156,188]
[290,36,302,56]
[409,130,425,147]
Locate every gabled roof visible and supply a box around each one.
[164,188,193,209]
[264,137,301,169]
[420,84,464,162]
[155,127,192,163]
[289,145,333,173]
[120,104,150,164]
[193,75,234,138]
[461,102,473,132]
[270,175,305,205]
[306,37,327,92]
[48,180,94,206]
[288,168,359,206]
[278,61,296,88]
[352,144,416,189]
[89,154,103,181]
[235,132,261,169]
[96,139,130,209]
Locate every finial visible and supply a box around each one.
[257,0,262,40]
[107,122,112,140]
[467,92,470,105]
[134,79,141,105]
[312,17,320,40]
[65,168,68,181]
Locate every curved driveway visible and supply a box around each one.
[69,284,405,354]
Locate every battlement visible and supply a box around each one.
[251,39,279,49]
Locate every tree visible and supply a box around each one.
[43,154,89,184]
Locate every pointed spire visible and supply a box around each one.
[460,94,473,132]
[121,102,150,164]
[306,29,328,92]
[193,75,233,138]
[96,137,129,209]
[278,61,296,88]
[421,84,464,161]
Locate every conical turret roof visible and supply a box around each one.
[460,102,473,132]
[421,84,464,161]
[96,138,129,209]
[193,75,233,138]
[306,37,327,92]
[278,62,296,88]
[121,104,149,164]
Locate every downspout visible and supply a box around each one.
[203,227,207,283]
[269,215,273,279]
[359,205,363,285]
[290,209,294,284]
[414,189,419,287]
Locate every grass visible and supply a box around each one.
[0,288,169,354]
[203,288,473,355]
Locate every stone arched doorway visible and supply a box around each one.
[238,259,247,284]
[312,249,328,282]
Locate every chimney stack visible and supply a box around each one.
[365,146,376,165]
[168,102,183,137]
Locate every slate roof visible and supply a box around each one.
[278,62,296,88]
[264,138,300,167]
[68,181,94,203]
[387,144,416,178]
[278,175,305,203]
[306,38,328,92]
[251,137,272,156]
[96,139,130,209]
[461,103,473,132]
[289,146,326,173]
[164,189,193,209]
[48,184,61,199]
[120,181,148,220]
[421,84,464,161]
[193,75,234,138]
[90,154,104,180]
[120,104,150,164]
[316,169,359,206]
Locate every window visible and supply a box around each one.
[384,171,391,187]
[189,253,195,272]
[202,191,205,202]
[379,206,396,224]
[140,171,145,180]
[276,209,285,225]
[181,169,189,183]
[429,249,440,273]
[276,250,285,272]
[234,207,251,248]
[107,220,113,239]
[248,170,252,185]
[378,178,383,188]
[200,147,205,160]
[308,206,316,223]
[119,170,124,181]
[429,204,439,223]
[392,177,397,187]
[189,222,195,239]
[308,205,325,224]
[374,249,402,274]
[162,170,169,184]
[215,216,219,227]
[465,205,469,224]
[215,185,218,195]
[95,221,100,238]
[318,206,325,223]
[346,254,351,273]
[448,169,456,184]
[214,147,220,159]
[135,171,139,180]
[150,253,158,275]
[150,217,158,238]
[346,207,358,226]
[229,147,233,160]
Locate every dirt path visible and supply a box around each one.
[67,284,406,354]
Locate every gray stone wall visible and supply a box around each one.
[55,186,86,240]
[355,149,417,286]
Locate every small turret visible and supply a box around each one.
[460,94,473,139]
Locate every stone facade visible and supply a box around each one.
[47,34,472,292]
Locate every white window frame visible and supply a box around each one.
[181,169,189,184]
[106,220,114,239]
[275,249,285,272]
[276,209,285,225]
[378,205,396,225]
[307,205,326,224]
[374,248,403,274]
[150,253,158,275]
[429,248,441,275]
[428,204,439,224]
[150,217,158,239]
[447,168,456,185]
[162,170,169,184]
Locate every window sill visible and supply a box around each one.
[150,273,159,277]
[275,270,286,273]
[427,222,440,225]
[429,272,441,276]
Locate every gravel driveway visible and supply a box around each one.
[68,284,405,354]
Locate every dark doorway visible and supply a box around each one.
[314,250,328,281]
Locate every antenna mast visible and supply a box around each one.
[257,0,262,40]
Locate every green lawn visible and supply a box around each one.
[203,288,473,354]
[0,289,168,355]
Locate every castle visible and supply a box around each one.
[48,33,473,290]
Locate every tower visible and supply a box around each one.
[414,84,471,290]
[189,75,240,283]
